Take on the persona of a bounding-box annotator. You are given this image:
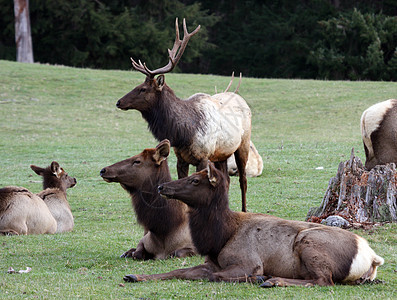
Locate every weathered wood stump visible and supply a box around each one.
[306,148,397,228]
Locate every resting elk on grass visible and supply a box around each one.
[100,139,196,260]
[360,99,397,170]
[227,140,263,177]
[116,18,252,212]
[124,162,384,287]
[0,161,76,235]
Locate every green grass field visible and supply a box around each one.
[0,60,396,299]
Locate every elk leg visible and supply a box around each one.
[214,160,230,184]
[173,247,196,258]
[176,155,189,179]
[121,239,154,260]
[124,263,216,282]
[0,229,20,235]
[196,160,208,172]
[120,248,136,258]
[211,264,270,283]
[260,277,332,287]
[234,146,249,212]
[266,237,335,287]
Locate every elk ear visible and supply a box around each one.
[155,75,165,91]
[153,139,170,165]
[50,161,62,178]
[207,161,218,187]
[30,165,44,176]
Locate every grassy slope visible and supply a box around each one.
[0,60,396,299]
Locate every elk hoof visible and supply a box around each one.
[255,275,270,284]
[123,274,139,282]
[260,281,276,288]
[120,248,136,258]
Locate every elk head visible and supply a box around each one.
[100,139,171,190]
[158,161,224,208]
[31,161,77,192]
[116,18,200,112]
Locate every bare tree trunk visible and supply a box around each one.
[14,0,33,63]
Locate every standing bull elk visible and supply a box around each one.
[123,162,384,287]
[360,99,397,170]
[0,161,76,235]
[100,140,196,259]
[116,18,251,212]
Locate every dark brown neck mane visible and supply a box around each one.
[122,162,185,237]
[141,85,206,148]
[188,181,239,264]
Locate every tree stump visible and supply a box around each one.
[306,148,397,228]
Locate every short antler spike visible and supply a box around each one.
[224,72,243,93]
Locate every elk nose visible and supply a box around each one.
[116,100,121,108]
[100,168,106,176]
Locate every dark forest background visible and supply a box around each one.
[1,0,396,80]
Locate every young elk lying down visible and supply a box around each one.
[124,162,384,287]
[100,139,196,260]
[227,140,263,177]
[0,161,76,235]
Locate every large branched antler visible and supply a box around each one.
[131,18,201,78]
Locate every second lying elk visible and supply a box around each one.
[0,161,76,235]
[124,162,384,287]
[227,140,263,177]
[100,139,196,259]
[116,18,251,212]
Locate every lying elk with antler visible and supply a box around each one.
[116,18,251,212]
[124,162,384,287]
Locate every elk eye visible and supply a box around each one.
[139,88,146,93]
[192,179,199,185]
[133,160,141,165]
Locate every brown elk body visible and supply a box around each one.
[361,99,397,170]
[0,161,76,235]
[227,140,263,177]
[100,140,196,259]
[124,162,384,287]
[116,18,251,212]
[31,161,76,233]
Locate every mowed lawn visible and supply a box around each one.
[0,60,396,299]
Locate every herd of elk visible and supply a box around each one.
[1,17,388,291]
[124,162,384,287]
[116,18,251,212]
[0,162,76,235]
[100,140,196,259]
[361,99,397,170]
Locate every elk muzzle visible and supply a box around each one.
[158,184,175,198]
[100,168,113,182]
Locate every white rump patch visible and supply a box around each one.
[344,236,384,282]
[360,99,396,159]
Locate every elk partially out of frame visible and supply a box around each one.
[361,99,397,170]
[116,18,251,212]
[123,162,384,287]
